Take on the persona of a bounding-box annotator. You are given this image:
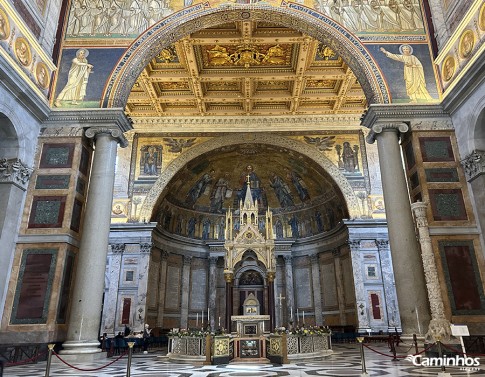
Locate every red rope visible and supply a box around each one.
[363,342,436,359]
[5,350,47,366]
[52,349,127,371]
[440,342,485,357]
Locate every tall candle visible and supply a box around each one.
[208,308,210,325]
[303,310,305,325]
[297,309,299,325]
[291,306,293,321]
[218,316,221,327]
[196,312,199,327]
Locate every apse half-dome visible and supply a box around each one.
[155,143,348,240]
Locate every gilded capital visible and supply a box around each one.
[224,271,234,283]
[266,271,276,282]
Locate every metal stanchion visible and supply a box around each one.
[126,342,135,377]
[44,344,55,377]
[356,337,369,376]
[436,337,452,377]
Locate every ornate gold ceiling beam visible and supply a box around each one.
[332,67,357,111]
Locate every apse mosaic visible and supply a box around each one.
[149,143,350,240]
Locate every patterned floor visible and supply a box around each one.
[3,344,485,377]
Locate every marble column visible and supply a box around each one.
[349,239,370,332]
[208,256,218,330]
[375,240,401,332]
[267,271,276,331]
[62,128,128,355]
[180,255,192,329]
[283,256,295,326]
[332,248,347,325]
[310,254,323,326]
[224,272,233,331]
[367,123,430,336]
[411,201,451,341]
[0,158,32,317]
[461,150,485,250]
[156,250,169,328]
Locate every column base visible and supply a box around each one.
[54,350,107,364]
[60,340,103,355]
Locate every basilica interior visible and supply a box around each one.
[0,0,485,369]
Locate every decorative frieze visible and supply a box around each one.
[461,150,485,182]
[0,158,32,189]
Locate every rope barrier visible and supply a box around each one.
[441,342,485,357]
[362,341,436,359]
[52,349,127,371]
[5,350,47,366]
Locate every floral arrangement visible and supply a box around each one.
[274,325,331,336]
[168,329,211,337]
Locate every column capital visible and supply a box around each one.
[85,127,129,148]
[332,248,341,257]
[183,255,192,266]
[375,239,389,251]
[366,122,409,144]
[140,243,152,253]
[0,158,33,190]
[348,239,361,251]
[161,250,169,260]
[224,271,234,283]
[411,201,429,228]
[209,256,218,265]
[283,255,293,264]
[111,243,125,253]
[461,150,485,182]
[267,271,276,283]
[310,253,320,264]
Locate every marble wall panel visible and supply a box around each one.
[190,268,207,310]
[321,262,338,309]
[165,265,181,310]
[294,267,312,308]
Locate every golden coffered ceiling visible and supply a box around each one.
[125,21,367,118]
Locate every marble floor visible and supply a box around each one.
[3,344,485,377]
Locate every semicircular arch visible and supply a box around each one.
[102,4,389,108]
[139,133,362,221]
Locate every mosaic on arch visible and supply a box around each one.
[55,1,440,108]
[64,0,427,40]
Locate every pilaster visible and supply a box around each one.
[310,254,323,326]
[157,250,169,328]
[180,255,192,329]
[208,256,218,330]
[375,239,401,332]
[283,256,295,326]
[349,239,370,332]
